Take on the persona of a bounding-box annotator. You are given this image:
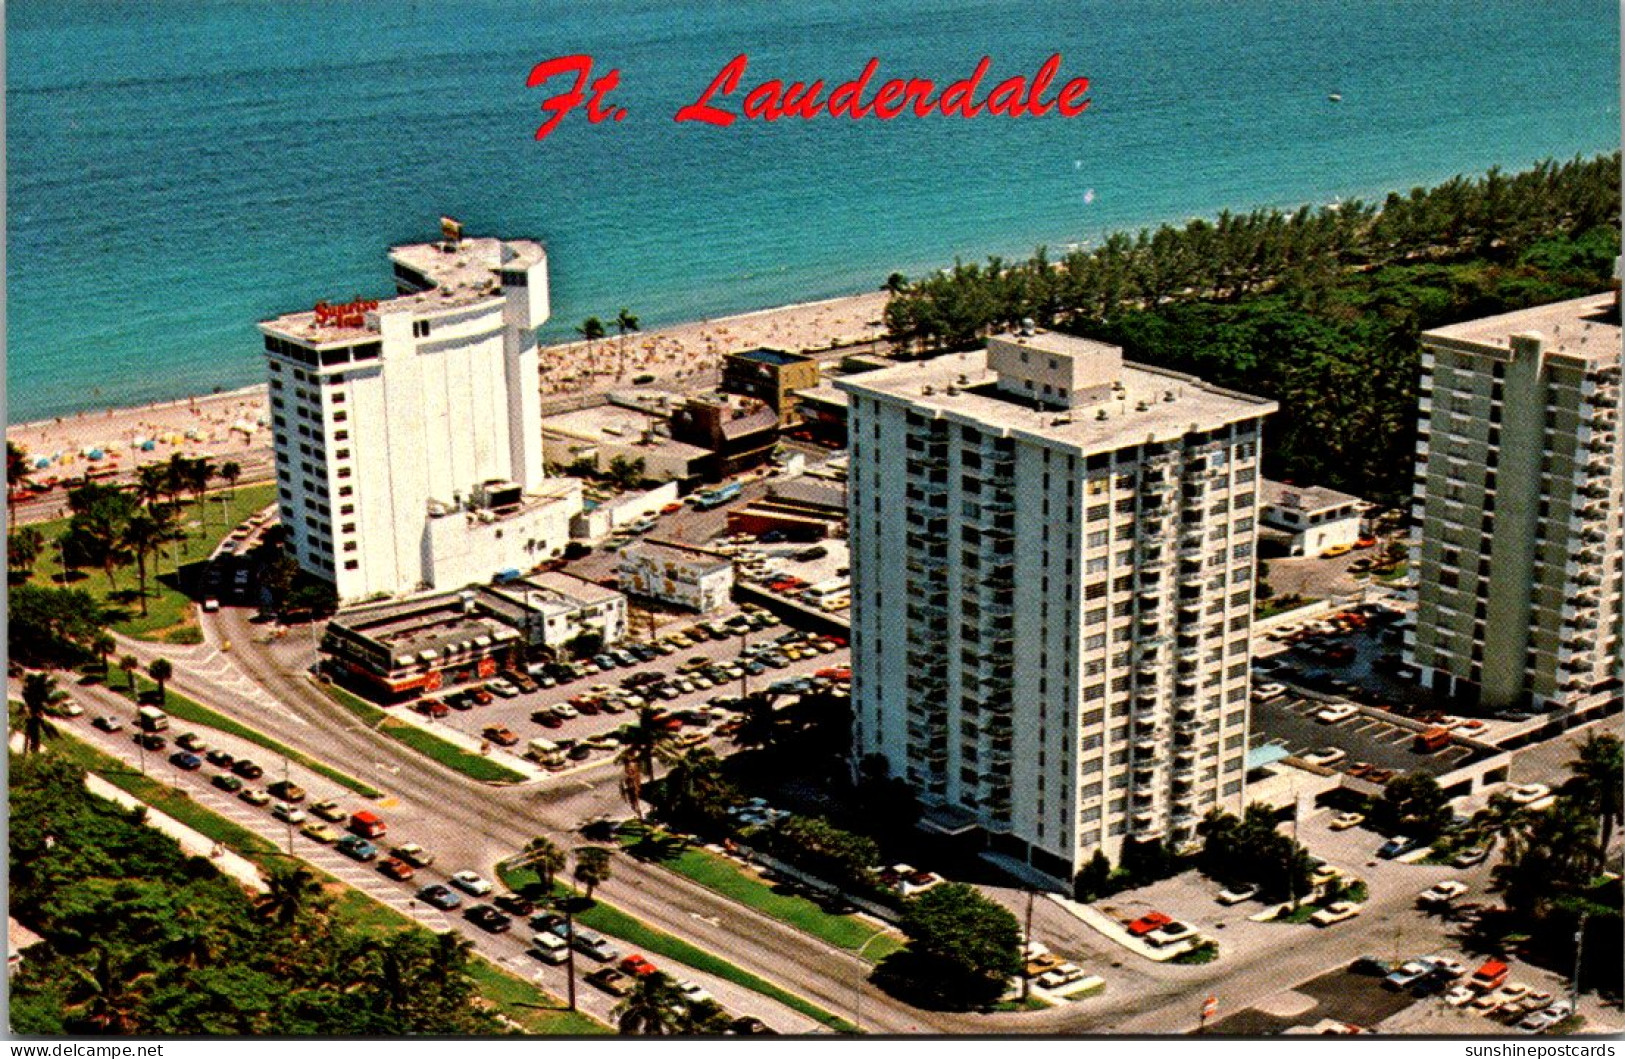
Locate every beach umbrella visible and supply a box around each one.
[88,449,104,460]
[142,440,156,451]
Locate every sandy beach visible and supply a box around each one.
[6,288,890,484]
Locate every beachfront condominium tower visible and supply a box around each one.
[1403,291,1624,715]
[837,329,1276,885]
[260,220,582,603]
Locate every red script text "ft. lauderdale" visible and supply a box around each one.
[525,54,1091,141]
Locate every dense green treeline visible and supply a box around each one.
[8,751,505,1036]
[883,155,1621,504]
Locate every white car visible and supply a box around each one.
[271,802,307,825]
[1035,964,1087,990]
[675,979,714,1005]
[1329,811,1366,831]
[487,678,520,698]
[1419,880,1469,905]
[529,932,570,964]
[1519,999,1572,1032]
[552,704,580,720]
[451,870,493,896]
[1146,922,1197,948]
[1315,703,1358,723]
[1216,884,1258,905]
[1444,986,1476,1008]
[1424,955,1467,979]
[1310,901,1363,926]
[1252,682,1287,702]
[1301,746,1348,768]
[1508,783,1551,806]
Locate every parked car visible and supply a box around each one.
[1146,922,1197,948]
[205,748,235,768]
[465,904,513,933]
[300,822,339,843]
[176,732,208,753]
[1126,912,1173,937]
[1310,901,1364,926]
[1444,986,1477,1007]
[1384,961,1435,991]
[1216,884,1258,905]
[336,835,378,861]
[1453,845,1491,868]
[1419,880,1469,905]
[1519,1000,1573,1033]
[1329,811,1366,831]
[417,884,462,910]
[1315,703,1358,723]
[1508,783,1552,806]
[1301,746,1348,768]
[310,799,347,822]
[268,779,306,803]
[451,870,493,896]
[417,698,451,718]
[391,843,435,868]
[212,773,245,793]
[271,802,307,825]
[134,732,167,751]
[528,932,570,964]
[481,725,520,747]
[232,759,264,780]
[238,788,271,807]
[493,893,536,917]
[1378,836,1416,859]
[378,857,415,881]
[488,678,520,699]
[585,968,633,997]
[169,751,203,771]
[92,715,125,733]
[619,954,659,977]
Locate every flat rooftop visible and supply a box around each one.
[261,233,545,345]
[730,346,813,367]
[1261,478,1363,515]
[331,592,520,666]
[797,383,849,409]
[483,572,620,622]
[541,405,709,460]
[835,341,1275,451]
[622,539,732,574]
[1424,292,1621,364]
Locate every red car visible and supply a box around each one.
[472,688,494,705]
[378,857,415,881]
[416,699,450,719]
[1127,912,1173,937]
[816,667,851,682]
[619,954,659,977]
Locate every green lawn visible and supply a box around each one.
[323,685,527,785]
[114,672,382,799]
[23,483,278,642]
[499,863,856,1033]
[619,826,903,962]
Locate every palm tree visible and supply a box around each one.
[66,947,146,1034]
[20,671,65,753]
[119,654,140,693]
[147,657,173,704]
[121,511,169,616]
[520,836,567,896]
[9,526,45,575]
[678,996,732,1035]
[92,633,116,678]
[220,460,242,494]
[619,756,646,822]
[577,317,606,380]
[883,271,909,295]
[731,692,782,752]
[573,846,613,902]
[256,865,322,928]
[615,308,640,376]
[1467,793,1531,860]
[613,972,687,1035]
[1563,732,1623,854]
[618,705,679,782]
[7,441,33,523]
[185,458,217,529]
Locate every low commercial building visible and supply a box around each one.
[541,404,710,484]
[794,383,849,445]
[423,478,583,590]
[480,571,627,652]
[669,393,779,478]
[321,590,522,700]
[618,539,734,612]
[1259,479,1365,557]
[722,347,822,422]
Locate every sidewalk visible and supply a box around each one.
[84,772,267,893]
[1046,894,1199,962]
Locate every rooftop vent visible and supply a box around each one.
[1096,408,1110,421]
[957,374,970,386]
[1135,400,1149,412]
[1163,390,1176,403]
[922,385,936,396]
[945,384,959,396]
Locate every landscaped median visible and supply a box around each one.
[113,672,382,798]
[498,861,858,1033]
[617,823,905,962]
[44,727,602,1035]
[321,683,528,784]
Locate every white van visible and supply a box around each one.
[529,932,569,964]
[137,706,169,732]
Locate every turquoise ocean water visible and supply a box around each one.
[6,0,1619,422]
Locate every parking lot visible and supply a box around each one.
[1249,696,1480,779]
[402,609,850,773]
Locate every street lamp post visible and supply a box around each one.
[852,927,891,1033]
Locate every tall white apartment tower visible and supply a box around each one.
[261,221,582,602]
[1404,291,1624,715]
[838,330,1276,885]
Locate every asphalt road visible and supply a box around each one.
[11,452,276,526]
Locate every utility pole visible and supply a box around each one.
[1020,887,1036,1001]
[564,904,578,1011]
[282,756,295,855]
[1569,912,1587,1014]
[739,629,749,699]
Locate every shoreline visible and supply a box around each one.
[6,289,890,474]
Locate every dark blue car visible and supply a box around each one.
[169,751,203,771]
[417,884,462,910]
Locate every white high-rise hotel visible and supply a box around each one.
[261,221,581,602]
[839,330,1275,884]
[1404,291,1623,714]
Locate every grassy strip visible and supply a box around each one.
[49,730,285,863]
[323,684,526,785]
[326,890,607,1035]
[620,827,903,961]
[24,483,278,641]
[499,864,856,1033]
[115,673,382,799]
